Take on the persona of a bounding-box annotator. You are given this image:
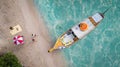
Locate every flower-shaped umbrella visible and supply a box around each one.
[13,35,24,45]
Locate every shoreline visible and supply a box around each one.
[14,0,67,67]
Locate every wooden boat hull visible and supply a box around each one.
[48,13,104,53]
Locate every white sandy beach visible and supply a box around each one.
[0,0,67,67]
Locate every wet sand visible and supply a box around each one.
[0,0,67,67]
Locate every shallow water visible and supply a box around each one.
[34,0,120,67]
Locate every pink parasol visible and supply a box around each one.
[13,35,24,45]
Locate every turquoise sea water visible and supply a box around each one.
[34,0,120,67]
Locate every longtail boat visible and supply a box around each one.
[48,8,110,53]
